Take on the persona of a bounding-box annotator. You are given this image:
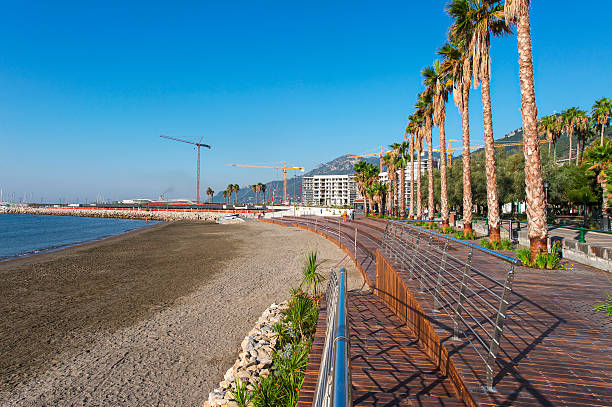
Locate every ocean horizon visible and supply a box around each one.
[0,213,160,260]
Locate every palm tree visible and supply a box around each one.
[226,184,233,205]
[584,140,612,217]
[260,183,267,204]
[353,161,379,215]
[438,38,474,235]
[562,107,580,164]
[233,184,240,204]
[206,187,214,203]
[448,0,510,243]
[505,0,548,257]
[382,154,394,216]
[574,110,589,165]
[407,120,417,219]
[396,140,408,218]
[538,115,556,155]
[250,184,257,203]
[423,60,453,228]
[416,92,434,221]
[222,190,228,204]
[592,97,612,146]
[413,114,425,219]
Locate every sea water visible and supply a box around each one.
[0,213,160,260]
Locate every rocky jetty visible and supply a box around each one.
[204,301,288,407]
[1,207,243,222]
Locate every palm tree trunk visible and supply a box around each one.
[427,126,434,221]
[516,10,548,258]
[440,119,449,228]
[417,150,423,219]
[554,140,557,163]
[602,176,609,215]
[462,84,474,235]
[410,137,415,219]
[568,129,573,164]
[601,123,605,146]
[400,165,406,218]
[481,76,501,243]
[576,135,581,165]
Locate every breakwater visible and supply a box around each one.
[1,207,261,222]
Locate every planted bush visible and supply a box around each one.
[454,231,477,240]
[516,242,564,270]
[481,238,514,251]
[300,251,325,296]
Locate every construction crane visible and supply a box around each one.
[348,146,388,172]
[160,135,211,204]
[224,161,305,204]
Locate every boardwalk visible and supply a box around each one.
[266,215,612,406]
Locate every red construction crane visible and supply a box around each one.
[160,135,211,204]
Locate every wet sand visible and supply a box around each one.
[0,220,363,406]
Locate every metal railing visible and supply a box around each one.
[314,268,352,407]
[379,221,515,392]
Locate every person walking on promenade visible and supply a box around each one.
[342,211,347,223]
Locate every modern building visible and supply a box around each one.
[302,174,360,206]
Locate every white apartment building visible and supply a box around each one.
[302,174,359,206]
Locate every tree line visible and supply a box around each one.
[352,0,611,260]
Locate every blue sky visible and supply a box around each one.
[1,1,610,202]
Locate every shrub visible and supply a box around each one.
[286,292,318,342]
[454,231,477,240]
[229,379,253,407]
[300,251,325,296]
[442,226,457,234]
[593,293,612,320]
[252,373,284,407]
[516,248,531,266]
[481,238,514,251]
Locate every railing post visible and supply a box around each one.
[433,242,449,312]
[453,249,472,340]
[419,236,433,293]
[485,265,515,392]
[409,231,420,280]
[579,228,586,243]
[354,227,357,258]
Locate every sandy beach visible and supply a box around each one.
[0,220,363,406]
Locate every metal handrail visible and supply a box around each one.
[398,220,520,265]
[379,221,515,392]
[313,268,352,407]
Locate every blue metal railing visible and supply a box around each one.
[314,268,352,407]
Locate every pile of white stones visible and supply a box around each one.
[204,301,289,407]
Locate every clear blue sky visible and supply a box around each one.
[1,1,610,202]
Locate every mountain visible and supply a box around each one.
[215,124,612,204]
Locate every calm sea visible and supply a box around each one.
[0,213,161,260]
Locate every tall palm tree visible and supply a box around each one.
[206,187,214,203]
[260,183,267,204]
[592,97,612,146]
[584,140,612,217]
[505,0,548,257]
[407,122,416,219]
[449,0,510,242]
[389,142,403,216]
[222,190,228,204]
[251,184,257,203]
[416,91,435,221]
[396,140,408,218]
[574,110,589,165]
[562,107,580,164]
[226,184,233,205]
[423,60,453,228]
[382,153,395,216]
[413,114,425,219]
[233,184,240,204]
[353,161,379,215]
[438,38,474,235]
[538,115,556,155]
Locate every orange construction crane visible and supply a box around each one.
[224,161,305,204]
[348,145,389,172]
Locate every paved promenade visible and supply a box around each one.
[269,215,612,406]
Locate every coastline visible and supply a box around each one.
[0,220,362,406]
[0,215,165,263]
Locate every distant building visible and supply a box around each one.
[302,174,359,206]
